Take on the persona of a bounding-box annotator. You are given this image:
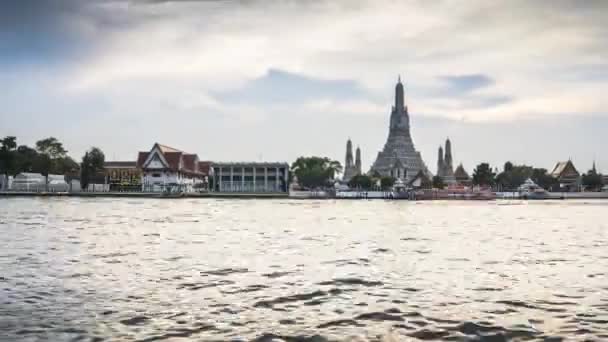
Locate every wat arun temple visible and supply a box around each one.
[369,78,431,182]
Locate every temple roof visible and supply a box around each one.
[454,163,470,180]
[551,160,579,178]
[137,143,207,175]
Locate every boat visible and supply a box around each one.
[518,178,549,199]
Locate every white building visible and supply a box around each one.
[10,173,68,192]
[210,162,289,193]
[137,143,210,192]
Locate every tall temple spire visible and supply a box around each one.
[345,138,353,168]
[343,138,358,182]
[437,146,444,176]
[395,75,404,110]
[355,146,362,175]
[444,138,453,170]
[370,78,430,181]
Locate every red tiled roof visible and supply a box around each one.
[164,152,183,171]
[182,154,198,173]
[136,152,150,169]
[138,144,205,175]
[198,161,211,175]
[157,144,181,153]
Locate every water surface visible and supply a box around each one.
[1,198,607,341]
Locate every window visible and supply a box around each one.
[152,173,161,178]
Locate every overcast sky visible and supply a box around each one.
[1,0,607,174]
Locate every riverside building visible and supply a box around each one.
[210,162,289,193]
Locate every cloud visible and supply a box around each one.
[0,0,607,171]
[213,68,366,104]
[439,74,494,94]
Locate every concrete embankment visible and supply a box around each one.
[0,192,289,199]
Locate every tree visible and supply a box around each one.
[290,156,342,189]
[582,167,603,191]
[35,137,76,175]
[80,147,106,190]
[0,136,18,189]
[348,174,373,189]
[380,176,395,190]
[54,156,79,174]
[33,153,52,191]
[15,145,39,173]
[432,175,446,189]
[531,168,559,191]
[495,163,533,190]
[472,162,496,186]
[36,137,67,159]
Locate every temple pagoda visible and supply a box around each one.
[369,77,431,181]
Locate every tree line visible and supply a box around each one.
[289,156,604,191]
[0,136,106,190]
[471,161,604,191]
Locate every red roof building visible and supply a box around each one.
[137,143,210,192]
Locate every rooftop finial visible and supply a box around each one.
[398,74,401,83]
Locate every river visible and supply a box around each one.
[1,198,607,341]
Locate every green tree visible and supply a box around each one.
[472,162,496,186]
[0,136,18,189]
[380,176,395,190]
[496,163,533,190]
[36,137,67,159]
[290,156,342,189]
[80,147,106,190]
[432,175,446,189]
[35,137,76,175]
[582,167,603,191]
[531,168,559,191]
[33,153,52,191]
[348,174,373,189]
[15,145,39,173]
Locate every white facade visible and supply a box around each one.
[211,162,289,193]
[139,143,206,193]
[10,173,68,192]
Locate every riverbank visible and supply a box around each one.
[2,190,608,200]
[0,191,290,199]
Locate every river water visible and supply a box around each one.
[1,198,607,341]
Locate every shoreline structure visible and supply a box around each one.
[1,191,607,200]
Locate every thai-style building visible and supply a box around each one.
[136,143,209,192]
[370,77,431,182]
[210,162,289,193]
[454,163,472,186]
[436,138,457,184]
[342,139,362,182]
[408,170,432,189]
[550,160,580,192]
[104,161,141,191]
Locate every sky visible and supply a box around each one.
[1,0,607,174]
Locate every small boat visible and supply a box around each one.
[518,178,549,199]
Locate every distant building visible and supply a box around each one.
[342,139,362,182]
[104,161,141,191]
[370,77,431,182]
[408,170,432,189]
[454,163,472,186]
[550,160,580,191]
[436,138,456,184]
[210,162,289,193]
[137,143,208,192]
[10,173,68,192]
